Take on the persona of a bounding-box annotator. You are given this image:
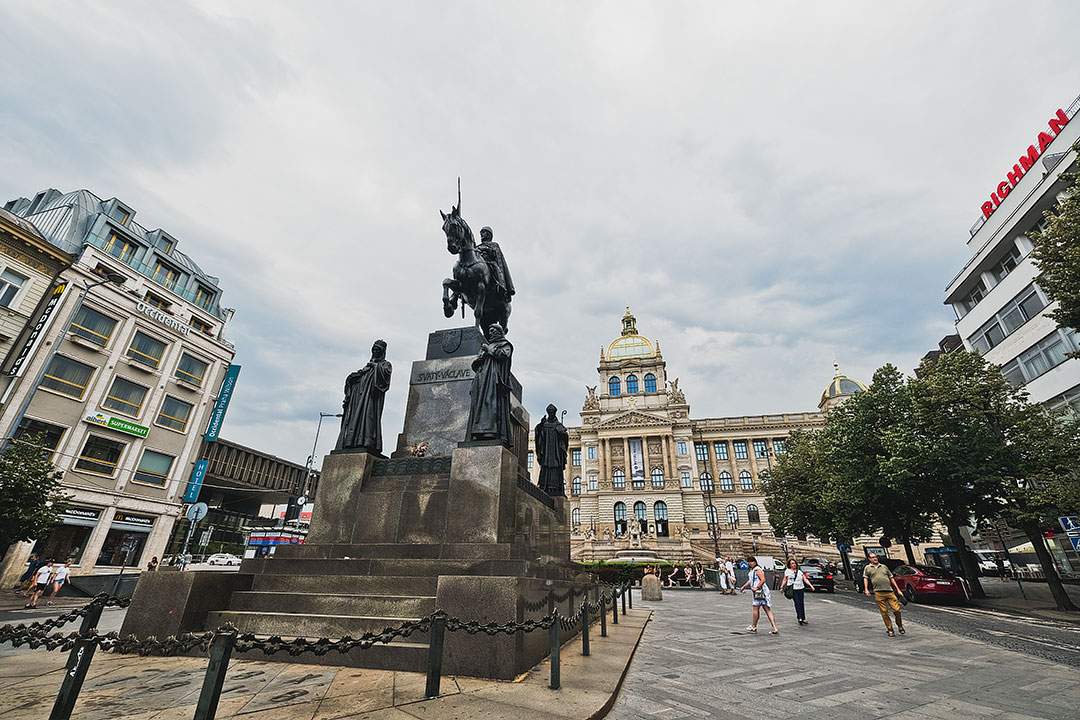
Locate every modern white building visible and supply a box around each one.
[0,189,237,584]
[944,93,1080,411]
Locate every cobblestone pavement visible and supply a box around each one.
[609,588,1080,719]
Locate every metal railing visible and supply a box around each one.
[1,583,636,719]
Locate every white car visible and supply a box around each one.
[206,553,242,566]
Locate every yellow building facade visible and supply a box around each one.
[528,310,834,563]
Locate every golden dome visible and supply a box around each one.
[607,307,655,358]
[819,362,867,405]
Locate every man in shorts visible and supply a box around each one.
[25,559,54,609]
[864,553,904,636]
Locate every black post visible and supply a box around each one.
[599,596,607,637]
[425,614,446,699]
[50,596,106,720]
[580,602,590,656]
[611,588,619,625]
[549,612,561,690]
[627,583,633,610]
[194,629,237,720]
[621,585,627,616]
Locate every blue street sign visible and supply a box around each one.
[1071,536,1080,553]
[184,460,208,503]
[1059,516,1080,533]
[205,364,241,441]
[836,543,852,553]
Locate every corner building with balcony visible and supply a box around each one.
[945,94,1080,411]
[528,309,826,563]
[0,189,236,583]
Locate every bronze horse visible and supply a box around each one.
[440,203,510,338]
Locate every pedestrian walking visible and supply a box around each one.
[724,557,737,595]
[47,560,71,604]
[779,558,815,625]
[18,553,42,596]
[863,553,905,636]
[24,559,54,608]
[739,556,779,634]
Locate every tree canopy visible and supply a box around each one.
[1031,167,1080,338]
[0,434,68,552]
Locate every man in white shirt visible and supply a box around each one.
[25,559,54,608]
[47,560,72,605]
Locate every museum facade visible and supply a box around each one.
[527,309,844,563]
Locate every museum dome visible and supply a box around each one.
[819,362,867,408]
[607,307,655,359]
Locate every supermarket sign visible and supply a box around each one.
[84,413,149,438]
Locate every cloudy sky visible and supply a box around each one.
[2,2,1078,467]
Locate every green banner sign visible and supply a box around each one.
[84,413,149,438]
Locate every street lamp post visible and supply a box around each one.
[2,272,126,451]
[297,411,342,511]
[704,486,721,563]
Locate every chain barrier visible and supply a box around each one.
[1,582,636,719]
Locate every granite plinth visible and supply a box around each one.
[120,570,252,639]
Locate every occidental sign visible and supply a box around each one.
[980,107,1072,221]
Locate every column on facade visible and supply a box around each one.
[747,439,760,494]
[601,437,609,486]
[144,513,176,568]
[81,507,116,572]
[660,433,671,488]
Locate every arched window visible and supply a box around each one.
[572,507,580,526]
[633,501,648,534]
[609,377,621,396]
[719,471,733,491]
[651,468,664,488]
[613,468,626,489]
[700,472,713,492]
[626,374,639,394]
[613,502,627,536]
[705,504,718,525]
[726,504,739,525]
[572,476,581,495]
[747,504,761,523]
[654,501,669,537]
[739,470,753,490]
[644,373,657,393]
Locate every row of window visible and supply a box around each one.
[572,501,761,532]
[103,232,215,312]
[72,305,212,379]
[16,418,175,488]
[968,283,1047,354]
[568,469,759,493]
[957,227,1043,318]
[608,373,658,396]
[1001,327,1079,387]
[692,438,786,461]
[42,354,201,432]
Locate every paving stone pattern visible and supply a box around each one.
[610,589,1080,719]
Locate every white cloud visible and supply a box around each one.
[1,1,1077,465]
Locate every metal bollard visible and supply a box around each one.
[549,612,561,690]
[194,629,237,720]
[621,586,627,616]
[611,588,619,625]
[628,583,633,610]
[580,602,590,656]
[599,597,607,637]
[50,596,106,720]
[425,614,447,699]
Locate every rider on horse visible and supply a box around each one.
[477,226,515,302]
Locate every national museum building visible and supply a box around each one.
[528,309,845,563]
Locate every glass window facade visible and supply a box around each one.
[700,473,713,492]
[41,355,95,399]
[739,470,753,490]
[677,442,687,455]
[626,374,639,393]
[747,504,761,523]
[127,331,166,369]
[103,376,148,417]
[572,449,581,466]
[651,468,664,488]
[588,475,598,491]
[133,450,174,487]
[719,471,733,491]
[71,306,118,346]
[753,440,769,458]
[175,353,208,386]
[15,418,66,460]
[157,395,193,432]
[680,471,691,488]
[695,442,709,462]
[733,441,748,459]
[74,435,126,476]
[613,469,626,489]
[609,377,621,396]
[713,441,728,460]
[572,476,581,495]
[643,373,657,392]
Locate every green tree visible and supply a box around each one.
[0,434,67,553]
[1030,168,1080,337]
[761,430,836,540]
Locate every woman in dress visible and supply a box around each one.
[738,557,779,634]
[779,558,815,625]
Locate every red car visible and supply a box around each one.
[892,564,969,604]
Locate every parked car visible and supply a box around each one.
[892,564,969,604]
[206,553,242,566]
[799,564,835,593]
[974,550,1011,576]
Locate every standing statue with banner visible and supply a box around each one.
[335,340,392,455]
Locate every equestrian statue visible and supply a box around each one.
[440,185,514,339]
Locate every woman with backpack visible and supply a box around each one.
[738,556,779,634]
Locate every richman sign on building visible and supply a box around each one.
[980,107,1072,220]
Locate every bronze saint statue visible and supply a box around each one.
[465,324,513,445]
[335,340,392,455]
[534,404,569,496]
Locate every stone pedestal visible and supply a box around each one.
[121,326,590,680]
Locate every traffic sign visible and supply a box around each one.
[186,502,208,523]
[1071,536,1080,553]
[1059,516,1080,533]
